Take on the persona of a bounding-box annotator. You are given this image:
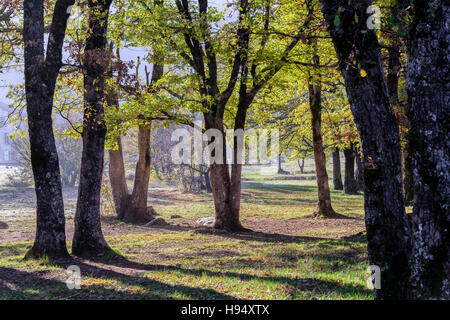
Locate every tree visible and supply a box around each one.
[406,0,449,299]
[249,94,313,176]
[323,85,359,192]
[107,61,163,223]
[301,0,339,218]
[10,130,81,188]
[380,0,413,204]
[72,0,113,257]
[343,145,357,194]
[277,153,286,174]
[151,124,178,182]
[319,0,411,299]
[128,122,155,222]
[0,0,21,72]
[321,0,449,299]
[332,148,343,190]
[308,53,337,217]
[123,0,313,231]
[107,0,197,223]
[23,0,75,259]
[245,0,349,218]
[402,135,414,203]
[369,0,413,205]
[108,133,130,219]
[354,146,363,191]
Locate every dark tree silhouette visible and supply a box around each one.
[319,0,411,299]
[406,0,449,299]
[332,148,343,190]
[23,0,75,259]
[72,0,114,257]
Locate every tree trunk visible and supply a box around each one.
[204,92,254,232]
[209,163,243,231]
[123,125,155,223]
[320,0,411,299]
[332,148,343,190]
[72,0,113,257]
[205,114,244,232]
[308,61,336,218]
[343,147,357,195]
[298,156,305,174]
[406,0,450,299]
[202,166,212,193]
[23,0,75,259]
[387,46,400,106]
[277,153,284,174]
[384,5,414,206]
[25,104,68,259]
[108,57,163,223]
[355,147,364,191]
[108,136,130,220]
[403,134,414,204]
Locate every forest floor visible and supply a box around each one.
[0,166,381,300]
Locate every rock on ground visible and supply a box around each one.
[196,217,215,227]
[145,217,168,227]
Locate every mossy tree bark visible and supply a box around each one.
[406,0,450,299]
[23,0,76,259]
[320,0,411,299]
[72,0,113,257]
[384,0,414,205]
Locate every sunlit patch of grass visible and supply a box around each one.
[107,232,207,247]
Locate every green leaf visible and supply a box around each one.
[334,15,341,27]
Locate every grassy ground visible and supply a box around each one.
[0,164,375,300]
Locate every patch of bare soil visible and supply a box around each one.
[165,216,366,240]
[243,216,365,239]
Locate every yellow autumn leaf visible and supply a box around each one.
[360,69,367,77]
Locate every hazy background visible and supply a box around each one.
[0,0,230,105]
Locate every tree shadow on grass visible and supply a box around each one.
[0,261,371,299]
[0,229,371,300]
[340,232,366,243]
[149,223,366,245]
[0,244,26,258]
[0,264,236,300]
[57,254,372,299]
[147,223,322,244]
